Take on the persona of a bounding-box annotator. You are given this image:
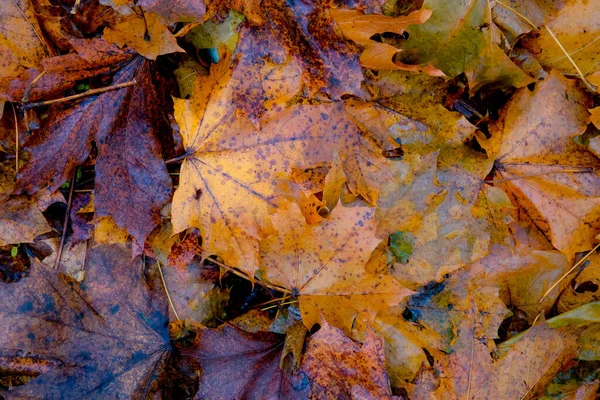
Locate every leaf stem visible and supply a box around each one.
[205,256,292,294]
[23,80,137,110]
[538,241,600,303]
[156,260,181,320]
[21,70,46,104]
[165,154,189,164]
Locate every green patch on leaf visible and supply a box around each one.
[389,232,413,264]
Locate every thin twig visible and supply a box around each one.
[543,26,597,92]
[22,70,46,104]
[54,172,76,271]
[261,300,298,311]
[157,260,181,320]
[491,167,594,183]
[24,80,137,110]
[539,242,600,302]
[205,256,292,294]
[165,154,189,165]
[256,295,293,307]
[11,103,19,175]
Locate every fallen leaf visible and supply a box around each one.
[167,229,202,272]
[472,243,571,323]
[17,57,173,252]
[0,0,50,92]
[556,253,600,314]
[488,70,600,259]
[258,201,413,334]
[430,308,579,399]
[301,319,394,399]
[178,322,310,399]
[172,60,400,273]
[161,258,227,325]
[0,159,50,246]
[103,12,185,59]
[400,0,533,91]
[138,0,206,24]
[0,244,171,398]
[331,8,435,72]
[3,37,133,103]
[521,0,600,80]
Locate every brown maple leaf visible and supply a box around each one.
[301,319,396,399]
[17,56,173,253]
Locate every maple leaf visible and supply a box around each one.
[398,0,533,91]
[556,252,600,314]
[178,322,310,399]
[161,257,228,325]
[257,201,413,335]
[472,242,570,323]
[103,11,184,60]
[487,70,600,259]
[137,0,206,24]
[347,98,495,286]
[331,8,437,72]
[172,58,401,273]
[219,0,364,123]
[17,56,173,253]
[301,319,395,399]
[0,245,172,398]
[430,312,580,399]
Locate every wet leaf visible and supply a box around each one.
[177,321,310,399]
[17,57,173,252]
[0,245,171,398]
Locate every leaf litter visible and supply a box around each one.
[2,0,600,398]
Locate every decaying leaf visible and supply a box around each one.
[258,201,413,335]
[0,245,171,398]
[521,0,600,80]
[0,159,50,246]
[0,0,50,93]
[178,321,310,399]
[331,8,435,72]
[301,319,394,399]
[399,0,533,91]
[17,56,173,252]
[103,12,184,60]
